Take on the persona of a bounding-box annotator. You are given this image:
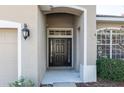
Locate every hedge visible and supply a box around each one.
[97,58,124,81]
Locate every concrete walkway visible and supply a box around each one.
[42,69,82,84]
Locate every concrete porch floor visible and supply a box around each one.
[41,69,82,84]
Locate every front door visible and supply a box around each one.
[49,38,72,67]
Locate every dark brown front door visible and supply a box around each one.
[49,38,72,67]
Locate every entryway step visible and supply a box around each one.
[53,82,76,87]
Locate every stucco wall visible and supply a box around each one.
[82,6,96,65]
[46,13,75,28]
[73,16,78,70]
[37,7,46,85]
[97,21,124,29]
[0,5,39,85]
[0,5,96,85]
[74,15,84,71]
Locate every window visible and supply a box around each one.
[49,30,72,36]
[97,28,124,60]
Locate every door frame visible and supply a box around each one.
[47,28,73,69]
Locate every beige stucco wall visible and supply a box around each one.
[73,16,79,70]
[74,14,84,70]
[81,6,96,65]
[0,5,39,86]
[0,5,96,86]
[97,21,124,29]
[37,7,46,84]
[79,14,84,66]
[46,13,75,28]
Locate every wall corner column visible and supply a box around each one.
[80,9,96,83]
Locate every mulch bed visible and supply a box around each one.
[76,78,124,87]
[40,84,53,87]
[40,78,124,87]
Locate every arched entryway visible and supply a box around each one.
[40,5,87,84]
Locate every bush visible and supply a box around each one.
[97,58,124,81]
[9,77,35,87]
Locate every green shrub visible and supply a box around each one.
[9,77,35,87]
[97,58,124,81]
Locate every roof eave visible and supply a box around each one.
[96,16,124,22]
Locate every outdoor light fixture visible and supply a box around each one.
[77,27,80,31]
[22,24,30,40]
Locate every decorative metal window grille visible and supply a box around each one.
[97,28,124,60]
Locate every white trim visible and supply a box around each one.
[47,36,72,38]
[96,27,122,32]
[52,5,87,12]
[96,16,124,22]
[47,28,73,68]
[110,30,112,59]
[47,28,73,30]
[0,20,22,80]
[42,5,86,16]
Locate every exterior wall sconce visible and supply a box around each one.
[22,24,30,40]
[77,27,80,31]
